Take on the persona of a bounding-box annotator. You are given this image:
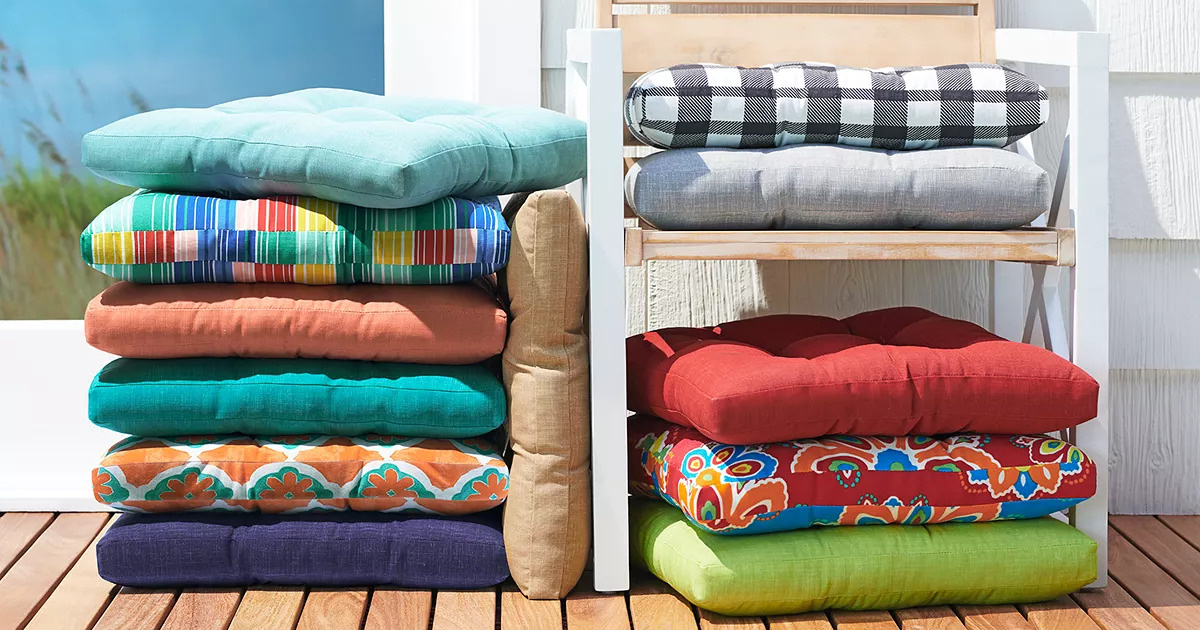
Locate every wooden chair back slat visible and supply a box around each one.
[599,0,996,70]
[618,13,989,72]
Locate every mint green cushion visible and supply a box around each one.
[633,501,1097,616]
[82,88,587,209]
[89,358,505,438]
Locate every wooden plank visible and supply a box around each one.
[501,586,562,630]
[1110,371,1200,513]
[1073,577,1168,630]
[955,605,1034,630]
[645,259,790,330]
[1108,74,1200,237]
[25,514,117,630]
[565,587,631,630]
[1111,243,1200,372]
[894,607,967,629]
[228,587,306,630]
[628,579,697,630]
[1093,1,1200,73]
[0,513,53,577]
[1112,515,1200,596]
[296,588,367,630]
[1160,516,1200,551]
[764,612,834,630]
[975,0,995,62]
[635,228,1066,264]
[432,589,497,630]
[617,13,983,71]
[92,588,177,630]
[902,261,990,327]
[364,588,432,630]
[0,512,109,630]
[1108,526,1200,630]
[828,610,900,629]
[1019,597,1102,630]
[698,609,766,629]
[627,226,645,266]
[789,259,903,317]
[161,589,243,630]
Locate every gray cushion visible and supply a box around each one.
[625,145,1050,231]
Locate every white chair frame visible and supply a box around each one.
[567,22,1110,594]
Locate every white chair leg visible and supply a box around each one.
[568,28,630,593]
[1068,59,1110,589]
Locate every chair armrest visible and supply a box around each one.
[996,28,1110,69]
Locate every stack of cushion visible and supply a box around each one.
[625,307,1102,615]
[79,88,587,589]
[622,62,1053,230]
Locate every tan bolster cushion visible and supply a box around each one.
[500,190,591,599]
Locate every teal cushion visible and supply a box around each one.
[89,358,505,438]
[82,88,587,209]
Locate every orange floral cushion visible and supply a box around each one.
[93,435,508,514]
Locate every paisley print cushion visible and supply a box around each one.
[93,435,509,514]
[629,415,1095,535]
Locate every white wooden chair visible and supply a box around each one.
[566,0,1110,593]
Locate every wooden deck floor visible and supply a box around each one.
[1,514,1198,630]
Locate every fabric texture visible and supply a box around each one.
[97,510,509,588]
[80,192,509,284]
[85,281,507,363]
[625,145,1049,230]
[633,500,1097,616]
[627,307,1099,444]
[630,416,1096,535]
[625,63,1048,150]
[498,191,591,599]
[93,435,509,514]
[89,357,505,438]
[82,88,587,209]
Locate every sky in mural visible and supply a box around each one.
[1,0,384,171]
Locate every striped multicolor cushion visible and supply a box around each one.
[80,192,509,284]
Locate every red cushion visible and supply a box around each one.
[627,307,1099,444]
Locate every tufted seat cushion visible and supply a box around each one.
[629,416,1096,536]
[627,307,1099,444]
[97,510,509,588]
[633,501,1097,616]
[625,144,1050,231]
[82,88,587,209]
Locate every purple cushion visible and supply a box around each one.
[96,510,509,588]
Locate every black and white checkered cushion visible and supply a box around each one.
[624,62,1049,151]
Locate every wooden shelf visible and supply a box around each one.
[625,226,1075,266]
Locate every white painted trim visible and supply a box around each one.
[383,0,541,107]
[567,27,629,593]
[1067,57,1111,590]
[997,26,1111,588]
[0,321,121,510]
[996,29,1111,68]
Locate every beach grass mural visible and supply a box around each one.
[0,36,134,319]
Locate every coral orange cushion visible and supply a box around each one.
[627,307,1099,444]
[85,281,506,363]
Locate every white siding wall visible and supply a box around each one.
[542,0,1200,513]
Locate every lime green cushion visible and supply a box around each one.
[89,358,505,438]
[82,88,587,209]
[632,501,1097,616]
